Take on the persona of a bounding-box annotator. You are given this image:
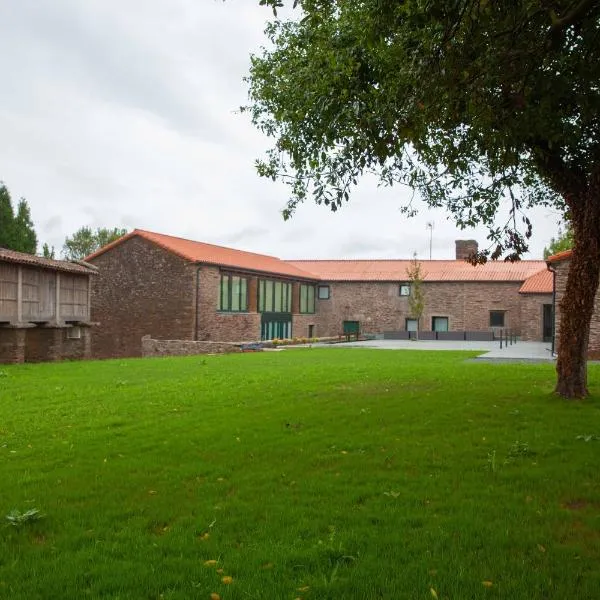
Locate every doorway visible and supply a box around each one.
[543,304,553,343]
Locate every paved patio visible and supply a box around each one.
[326,339,555,361]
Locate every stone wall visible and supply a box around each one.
[0,329,26,364]
[519,293,553,341]
[554,258,600,355]
[89,236,197,358]
[0,326,91,364]
[314,280,531,337]
[292,313,318,339]
[142,336,242,357]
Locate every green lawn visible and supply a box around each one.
[1,349,599,599]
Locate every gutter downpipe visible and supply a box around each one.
[546,261,556,356]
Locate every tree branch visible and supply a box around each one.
[550,0,598,32]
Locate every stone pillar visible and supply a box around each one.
[291,282,300,314]
[82,327,92,359]
[248,277,258,312]
[47,328,64,361]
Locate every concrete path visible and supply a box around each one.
[324,339,555,362]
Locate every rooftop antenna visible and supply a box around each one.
[426,221,434,260]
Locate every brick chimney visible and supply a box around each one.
[455,239,478,261]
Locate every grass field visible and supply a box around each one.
[1,349,599,599]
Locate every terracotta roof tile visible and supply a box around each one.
[287,259,548,282]
[546,249,572,263]
[0,248,97,275]
[519,269,553,294]
[86,229,318,280]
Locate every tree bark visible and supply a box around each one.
[555,176,600,398]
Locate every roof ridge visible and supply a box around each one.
[135,229,283,261]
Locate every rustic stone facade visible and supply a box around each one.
[89,236,197,358]
[519,293,553,342]
[553,257,600,356]
[314,280,543,336]
[195,265,261,342]
[87,232,554,359]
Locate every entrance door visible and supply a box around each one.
[343,320,360,335]
[261,313,292,340]
[543,304,553,343]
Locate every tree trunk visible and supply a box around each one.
[555,182,600,398]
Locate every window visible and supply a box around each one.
[489,311,505,327]
[300,284,315,313]
[399,284,411,296]
[258,279,292,313]
[219,274,248,312]
[432,316,449,332]
[67,326,81,339]
[318,285,330,299]
[405,318,418,332]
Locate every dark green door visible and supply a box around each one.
[343,320,360,335]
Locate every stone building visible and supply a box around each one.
[546,249,600,357]
[86,229,552,358]
[0,248,96,363]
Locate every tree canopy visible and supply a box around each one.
[543,222,574,259]
[63,227,128,261]
[0,183,38,254]
[247,0,600,398]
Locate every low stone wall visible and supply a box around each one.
[141,336,243,357]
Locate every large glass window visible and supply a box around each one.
[219,274,248,312]
[300,284,315,313]
[258,279,292,313]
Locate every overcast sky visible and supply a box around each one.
[0,0,562,260]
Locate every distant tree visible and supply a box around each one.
[41,243,56,259]
[0,183,37,254]
[63,226,127,260]
[406,253,425,340]
[543,223,573,259]
[13,198,37,254]
[0,185,15,249]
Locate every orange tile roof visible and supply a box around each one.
[86,229,318,280]
[86,229,549,283]
[546,249,572,263]
[519,269,553,294]
[0,247,97,275]
[287,259,548,282]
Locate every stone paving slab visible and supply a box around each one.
[322,339,555,361]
